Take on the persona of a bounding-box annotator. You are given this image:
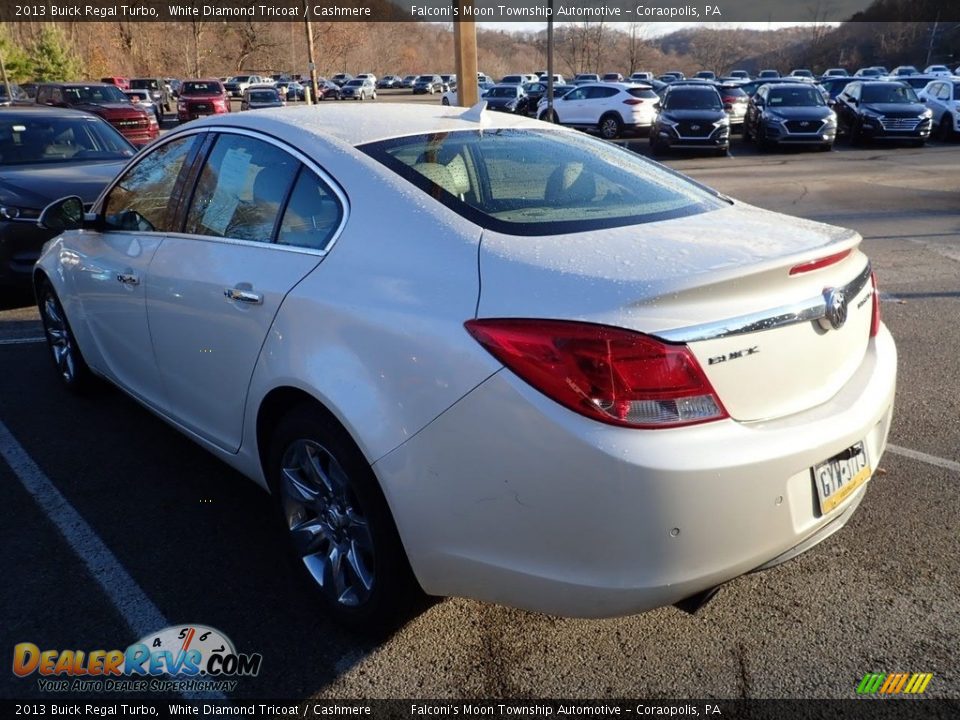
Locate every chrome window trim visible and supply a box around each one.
[657,263,872,343]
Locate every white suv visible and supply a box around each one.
[918,79,960,140]
[537,82,659,139]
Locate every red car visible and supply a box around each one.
[177,79,230,122]
[100,76,130,91]
[35,82,158,147]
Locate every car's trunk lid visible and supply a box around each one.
[476,202,873,422]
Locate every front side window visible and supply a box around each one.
[103,135,198,232]
[360,129,726,236]
[184,134,299,242]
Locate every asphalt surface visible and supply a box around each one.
[1,105,958,702]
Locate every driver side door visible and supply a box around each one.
[70,132,204,407]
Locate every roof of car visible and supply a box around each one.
[182,103,547,147]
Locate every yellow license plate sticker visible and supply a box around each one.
[813,442,871,514]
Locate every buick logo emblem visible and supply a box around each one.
[822,288,848,330]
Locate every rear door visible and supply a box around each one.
[145,130,346,452]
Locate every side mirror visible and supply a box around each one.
[38,196,84,232]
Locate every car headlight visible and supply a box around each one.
[764,111,784,123]
[0,205,40,220]
[920,109,933,119]
[825,113,838,126]
[713,116,730,128]
[861,109,882,119]
[658,115,677,127]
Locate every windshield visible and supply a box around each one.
[360,129,725,236]
[768,87,825,107]
[64,85,130,104]
[487,87,518,98]
[182,82,222,95]
[862,84,919,103]
[417,76,434,82]
[0,114,135,165]
[664,89,722,110]
[130,79,160,91]
[249,91,279,101]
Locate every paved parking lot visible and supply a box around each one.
[1,114,958,701]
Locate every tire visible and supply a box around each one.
[540,109,559,124]
[441,97,450,106]
[715,146,729,157]
[938,114,954,141]
[598,113,623,140]
[37,278,94,393]
[359,92,365,102]
[268,403,422,633]
[650,137,664,156]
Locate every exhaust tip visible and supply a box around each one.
[674,586,722,615]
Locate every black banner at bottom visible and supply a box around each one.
[3,699,960,720]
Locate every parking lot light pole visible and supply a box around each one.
[304,2,319,104]
[453,1,478,107]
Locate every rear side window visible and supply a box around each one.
[184,134,298,242]
[360,129,725,236]
[103,135,198,232]
[277,169,343,251]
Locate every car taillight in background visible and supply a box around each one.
[465,319,729,429]
[623,99,645,105]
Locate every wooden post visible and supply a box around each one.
[453,1,478,107]
[304,3,319,105]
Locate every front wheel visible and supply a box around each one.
[269,405,423,633]
[938,115,954,141]
[37,279,93,392]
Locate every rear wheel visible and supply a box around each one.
[37,278,93,392]
[598,113,623,140]
[441,97,450,106]
[540,109,559,124]
[269,404,423,633]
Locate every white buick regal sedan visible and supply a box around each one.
[35,105,896,629]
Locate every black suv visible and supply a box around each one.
[744,83,837,151]
[650,85,730,156]
[834,81,933,146]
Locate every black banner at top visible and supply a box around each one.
[1,0,959,23]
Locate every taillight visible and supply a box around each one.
[870,271,881,337]
[464,319,728,429]
[623,98,644,105]
[789,249,852,275]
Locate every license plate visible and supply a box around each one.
[813,442,871,514]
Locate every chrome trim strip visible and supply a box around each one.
[657,263,872,343]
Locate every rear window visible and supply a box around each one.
[627,88,658,99]
[359,129,726,236]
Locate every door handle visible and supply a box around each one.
[224,287,263,305]
[116,272,140,286]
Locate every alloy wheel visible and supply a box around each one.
[41,290,78,385]
[279,439,375,607]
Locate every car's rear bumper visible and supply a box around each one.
[375,325,896,617]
